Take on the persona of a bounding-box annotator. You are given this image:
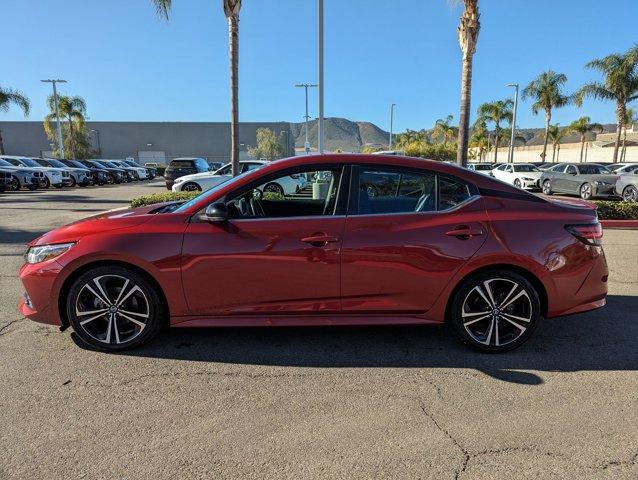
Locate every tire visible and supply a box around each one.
[513,178,522,189]
[622,185,638,203]
[69,175,77,187]
[542,180,552,195]
[66,265,166,351]
[264,182,284,196]
[182,182,202,192]
[580,182,593,200]
[8,176,21,191]
[449,270,540,353]
[43,177,51,188]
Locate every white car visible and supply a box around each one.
[172,160,305,195]
[1,155,69,188]
[111,160,149,180]
[491,163,543,190]
[608,163,638,175]
[467,163,495,175]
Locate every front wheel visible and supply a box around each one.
[542,180,552,195]
[66,266,166,351]
[264,182,284,196]
[8,176,21,191]
[513,178,522,189]
[450,271,540,352]
[69,175,77,187]
[580,182,593,200]
[181,182,202,192]
[622,185,638,203]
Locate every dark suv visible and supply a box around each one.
[164,157,210,190]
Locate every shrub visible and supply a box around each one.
[131,191,198,208]
[592,200,638,220]
[402,141,456,162]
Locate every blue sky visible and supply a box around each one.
[3,0,636,132]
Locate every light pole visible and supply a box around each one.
[91,129,101,156]
[506,83,519,163]
[295,83,318,154]
[389,103,396,150]
[41,79,67,158]
[317,0,324,154]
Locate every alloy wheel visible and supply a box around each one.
[264,183,284,195]
[514,178,522,188]
[74,275,150,345]
[461,278,533,348]
[182,182,201,192]
[8,176,20,191]
[580,183,592,200]
[623,185,638,203]
[542,180,552,195]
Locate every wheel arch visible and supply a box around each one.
[444,263,549,323]
[57,259,170,329]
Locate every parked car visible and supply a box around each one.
[0,158,45,190]
[615,173,638,202]
[97,160,138,182]
[164,157,211,190]
[125,160,155,179]
[0,169,12,192]
[110,160,148,180]
[607,163,638,175]
[529,162,554,170]
[466,163,494,175]
[59,160,107,186]
[492,163,543,190]
[19,154,607,353]
[35,158,91,187]
[80,160,126,184]
[1,155,70,188]
[540,163,618,200]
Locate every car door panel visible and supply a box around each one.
[340,198,488,313]
[181,215,344,316]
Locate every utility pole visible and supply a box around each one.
[41,79,67,158]
[91,129,101,156]
[389,103,396,149]
[317,0,324,154]
[295,83,318,154]
[506,83,519,163]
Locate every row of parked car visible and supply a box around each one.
[466,161,638,202]
[0,156,158,192]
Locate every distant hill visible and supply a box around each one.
[290,117,389,152]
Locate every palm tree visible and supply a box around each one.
[522,70,572,162]
[621,107,638,161]
[477,99,513,162]
[454,0,480,167]
[45,95,87,159]
[575,46,638,162]
[547,124,568,163]
[0,86,30,155]
[152,0,242,176]
[469,119,489,162]
[568,117,604,163]
[432,115,458,147]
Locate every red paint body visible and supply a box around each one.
[19,155,607,329]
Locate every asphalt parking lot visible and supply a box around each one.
[0,181,636,480]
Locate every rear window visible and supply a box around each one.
[170,160,194,168]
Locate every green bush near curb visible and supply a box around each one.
[131,192,638,220]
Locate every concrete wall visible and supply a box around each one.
[480,142,638,164]
[0,121,295,164]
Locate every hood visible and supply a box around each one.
[515,171,543,179]
[30,205,159,246]
[180,172,228,181]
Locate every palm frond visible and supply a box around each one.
[0,86,30,116]
[151,0,171,19]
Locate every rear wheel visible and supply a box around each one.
[66,266,165,351]
[182,182,201,192]
[8,176,21,191]
[623,185,638,203]
[542,180,552,195]
[580,182,593,200]
[513,178,522,188]
[69,175,77,187]
[43,177,51,188]
[264,182,284,196]
[450,271,540,352]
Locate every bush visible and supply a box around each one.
[592,200,638,220]
[402,141,456,162]
[131,191,199,208]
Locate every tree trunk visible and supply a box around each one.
[229,14,240,176]
[579,135,585,163]
[557,145,561,161]
[613,102,624,163]
[541,111,551,161]
[551,143,556,163]
[0,129,4,155]
[455,1,480,168]
[494,125,500,162]
[622,128,627,162]
[67,120,76,159]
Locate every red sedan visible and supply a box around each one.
[19,155,608,352]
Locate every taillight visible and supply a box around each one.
[565,223,603,246]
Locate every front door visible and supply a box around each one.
[181,166,346,316]
[341,166,488,313]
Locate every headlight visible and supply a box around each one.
[174,177,185,184]
[25,243,75,264]
[522,177,534,181]
[594,181,610,187]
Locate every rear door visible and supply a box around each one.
[340,166,487,313]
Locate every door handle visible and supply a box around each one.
[445,225,483,239]
[301,233,339,247]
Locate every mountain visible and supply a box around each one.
[290,117,389,152]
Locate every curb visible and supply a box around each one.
[600,220,638,230]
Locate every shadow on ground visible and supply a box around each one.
[72,295,638,385]
[0,228,45,245]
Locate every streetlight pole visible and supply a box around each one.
[295,83,318,154]
[506,83,519,163]
[389,103,396,150]
[41,79,67,159]
[91,129,101,156]
[317,0,324,154]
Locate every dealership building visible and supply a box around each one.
[0,121,295,165]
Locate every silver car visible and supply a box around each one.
[0,155,69,188]
[608,163,638,175]
[615,174,638,202]
[0,158,45,190]
[540,163,619,200]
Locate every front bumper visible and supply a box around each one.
[18,259,64,326]
[593,184,618,198]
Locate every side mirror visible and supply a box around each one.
[203,202,228,222]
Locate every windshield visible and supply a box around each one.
[45,159,67,168]
[0,159,13,167]
[607,164,623,171]
[103,161,120,168]
[474,165,492,170]
[90,161,108,169]
[514,165,540,172]
[579,165,611,175]
[19,158,41,168]
[66,160,86,168]
[174,169,255,213]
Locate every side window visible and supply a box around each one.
[438,176,471,211]
[505,165,513,173]
[566,166,577,175]
[358,169,436,214]
[216,164,231,175]
[241,163,262,173]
